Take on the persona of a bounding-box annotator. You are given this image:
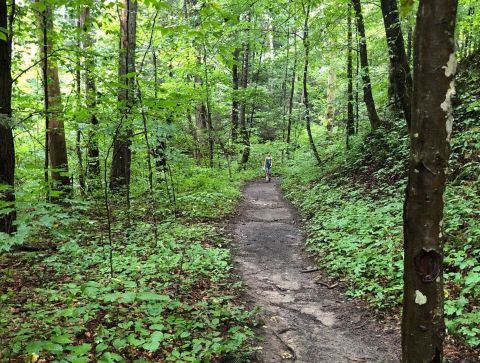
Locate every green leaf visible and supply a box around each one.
[51,334,73,344]
[142,340,160,352]
[137,292,170,302]
[69,343,92,355]
[98,352,124,363]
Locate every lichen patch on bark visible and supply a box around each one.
[440,80,456,141]
[415,290,427,305]
[443,53,457,77]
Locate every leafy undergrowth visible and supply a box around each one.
[0,163,261,362]
[280,55,480,351]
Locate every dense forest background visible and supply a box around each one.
[0,0,479,361]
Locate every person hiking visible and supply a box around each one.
[263,152,273,182]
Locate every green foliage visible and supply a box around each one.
[281,99,480,348]
[2,0,479,359]
[0,155,262,362]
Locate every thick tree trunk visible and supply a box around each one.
[351,0,381,130]
[80,6,100,178]
[302,0,321,164]
[231,47,240,141]
[240,25,250,165]
[346,2,355,139]
[39,3,71,191]
[0,0,16,234]
[110,0,137,189]
[380,0,412,129]
[402,0,458,361]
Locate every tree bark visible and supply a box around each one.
[355,23,360,133]
[248,35,266,138]
[286,33,297,156]
[39,2,71,191]
[80,5,100,178]
[302,0,321,164]
[185,0,208,161]
[402,0,458,361]
[406,24,413,65]
[351,0,381,130]
[202,44,214,168]
[240,16,251,166]
[346,2,355,140]
[281,28,290,146]
[231,47,240,141]
[380,0,413,129]
[326,66,336,133]
[110,0,136,189]
[0,0,16,234]
[76,16,85,193]
[387,60,398,112]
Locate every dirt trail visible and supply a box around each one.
[232,178,400,363]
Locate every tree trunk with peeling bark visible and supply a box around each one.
[402,0,458,361]
[110,0,136,190]
[0,0,16,233]
[351,0,381,130]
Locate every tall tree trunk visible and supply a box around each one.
[406,24,413,65]
[39,2,71,192]
[240,16,251,165]
[346,2,355,141]
[286,33,297,156]
[281,28,290,147]
[80,5,100,178]
[402,0,458,361]
[0,0,16,234]
[387,60,398,112]
[248,35,266,137]
[380,0,413,129]
[110,0,136,189]
[302,0,321,164]
[351,0,381,130]
[202,44,214,168]
[231,47,240,141]
[75,16,85,193]
[326,66,336,133]
[185,0,207,158]
[355,23,360,133]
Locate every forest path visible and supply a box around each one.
[231,177,399,363]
